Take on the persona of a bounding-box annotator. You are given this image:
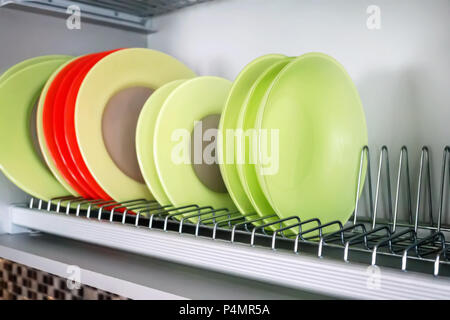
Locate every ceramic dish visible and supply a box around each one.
[0,56,73,200]
[75,48,196,202]
[154,77,236,222]
[136,80,187,206]
[255,52,368,234]
[236,57,294,231]
[218,54,285,226]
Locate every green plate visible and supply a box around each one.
[154,77,236,222]
[136,79,186,207]
[0,56,74,201]
[236,57,294,232]
[255,52,368,235]
[0,56,57,86]
[218,54,285,226]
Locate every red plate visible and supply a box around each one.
[42,55,95,198]
[62,50,120,200]
[54,51,109,200]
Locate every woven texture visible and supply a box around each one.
[0,258,129,300]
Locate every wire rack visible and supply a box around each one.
[70,0,213,17]
[0,0,214,32]
[21,145,450,279]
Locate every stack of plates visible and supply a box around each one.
[218,53,368,233]
[0,48,195,206]
[0,49,367,232]
[136,76,237,222]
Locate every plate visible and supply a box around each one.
[154,77,236,221]
[37,57,80,197]
[136,80,186,206]
[3,56,79,197]
[255,52,368,233]
[75,48,196,202]
[0,56,74,201]
[218,54,285,224]
[41,55,96,198]
[64,50,120,200]
[236,57,294,231]
[54,53,102,198]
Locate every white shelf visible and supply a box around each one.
[0,232,324,299]
[4,206,450,300]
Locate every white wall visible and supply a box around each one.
[149,0,450,224]
[0,7,146,233]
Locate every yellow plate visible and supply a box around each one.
[75,48,196,202]
[154,77,236,222]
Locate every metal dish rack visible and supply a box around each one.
[5,145,450,299]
